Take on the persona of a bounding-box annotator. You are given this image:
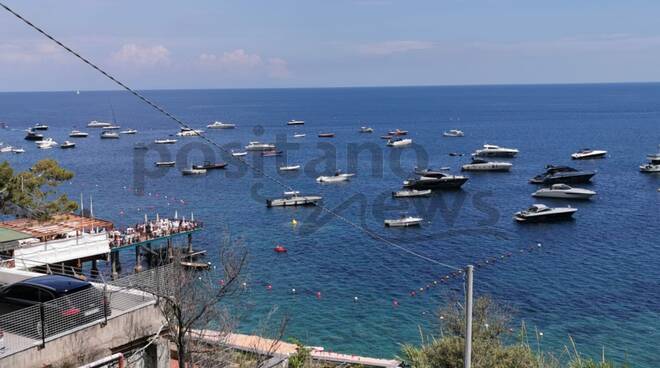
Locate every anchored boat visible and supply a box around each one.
[392,189,432,198]
[207,121,236,129]
[266,191,322,207]
[384,215,423,227]
[532,184,596,200]
[387,138,412,147]
[472,144,519,158]
[530,165,595,184]
[443,129,464,137]
[571,148,607,160]
[514,204,577,223]
[316,171,355,183]
[192,161,227,170]
[461,159,512,172]
[69,130,89,138]
[403,174,468,190]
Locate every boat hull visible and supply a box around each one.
[266,197,321,207]
[384,219,422,227]
[461,163,512,171]
[403,177,468,190]
[640,165,660,173]
[530,172,595,184]
[515,210,576,223]
[532,191,594,200]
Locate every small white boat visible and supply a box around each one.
[384,215,423,227]
[639,148,660,173]
[293,133,306,138]
[120,128,138,134]
[154,139,177,144]
[387,138,412,147]
[532,184,596,200]
[472,144,519,158]
[102,125,121,130]
[33,123,48,130]
[279,165,301,171]
[0,146,13,153]
[571,149,607,160]
[11,147,25,154]
[388,129,408,136]
[155,161,176,167]
[287,120,305,125]
[461,159,512,172]
[60,141,76,149]
[245,141,276,151]
[392,189,432,198]
[36,138,57,149]
[443,129,464,137]
[207,121,236,129]
[266,191,322,207]
[182,168,207,176]
[359,126,374,133]
[176,128,203,137]
[69,130,89,138]
[514,204,577,223]
[100,131,119,139]
[87,120,112,128]
[134,142,148,150]
[316,171,355,183]
[231,150,247,157]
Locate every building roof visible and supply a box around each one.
[0,227,32,243]
[0,213,114,240]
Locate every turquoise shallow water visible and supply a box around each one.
[0,84,658,366]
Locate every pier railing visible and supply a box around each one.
[108,219,203,249]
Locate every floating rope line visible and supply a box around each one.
[0,1,461,272]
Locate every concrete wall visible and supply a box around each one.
[0,304,166,368]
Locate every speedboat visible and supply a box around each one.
[176,128,203,137]
[36,138,57,149]
[403,174,468,190]
[388,129,408,136]
[472,144,519,158]
[207,121,236,129]
[443,129,464,137]
[413,167,451,177]
[69,130,89,138]
[514,204,577,223]
[530,165,595,184]
[262,150,283,157]
[101,130,119,139]
[102,125,121,130]
[154,138,177,144]
[134,142,148,150]
[293,133,306,138]
[120,128,138,134]
[231,150,247,157]
[192,161,227,170]
[316,171,355,183]
[87,120,112,128]
[380,135,393,140]
[182,168,207,176]
[640,148,660,173]
[532,184,596,200]
[279,165,301,171]
[266,191,322,207]
[384,215,423,227]
[245,141,276,151]
[60,141,76,149]
[449,152,464,157]
[287,120,305,125]
[32,123,48,130]
[461,159,512,172]
[24,129,44,141]
[155,161,176,167]
[392,189,432,198]
[0,146,13,153]
[359,126,374,133]
[318,133,335,138]
[571,149,607,160]
[11,147,25,154]
[387,138,412,147]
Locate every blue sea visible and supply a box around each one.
[0,84,658,367]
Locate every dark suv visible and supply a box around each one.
[0,275,109,339]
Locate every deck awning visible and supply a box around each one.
[0,228,33,252]
[0,214,114,240]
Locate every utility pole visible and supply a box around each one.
[464,265,474,368]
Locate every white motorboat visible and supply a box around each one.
[155,161,176,167]
[60,141,76,149]
[640,148,660,173]
[176,128,203,137]
[388,129,408,136]
[571,149,607,160]
[472,144,519,158]
[384,215,423,227]
[120,128,138,134]
[287,120,305,125]
[134,142,148,150]
[461,159,512,172]
[359,126,374,133]
[392,189,432,198]
[293,133,306,138]
[231,150,247,157]
[154,139,177,144]
[100,131,119,139]
[69,130,89,138]
[245,141,276,151]
[443,129,464,137]
[33,123,48,130]
[514,204,577,223]
[36,138,57,149]
[102,125,121,130]
[387,138,412,147]
[266,191,322,207]
[532,184,596,200]
[0,146,13,153]
[182,168,207,176]
[207,121,236,129]
[87,120,112,128]
[11,147,25,154]
[316,171,355,183]
[279,165,301,171]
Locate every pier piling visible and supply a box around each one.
[134,245,143,273]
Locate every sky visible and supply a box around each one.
[2,0,660,91]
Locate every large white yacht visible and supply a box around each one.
[532,184,596,200]
[472,144,519,158]
[87,120,112,128]
[266,191,322,207]
[207,121,236,129]
[36,138,58,149]
[461,159,512,172]
[571,149,608,160]
[640,147,660,173]
[514,204,577,223]
[245,141,276,151]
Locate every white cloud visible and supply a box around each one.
[359,40,434,56]
[112,44,170,66]
[198,49,290,79]
[0,42,65,64]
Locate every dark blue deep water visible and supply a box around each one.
[1,84,658,366]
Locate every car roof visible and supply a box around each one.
[16,275,91,294]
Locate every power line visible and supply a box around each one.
[0,1,460,272]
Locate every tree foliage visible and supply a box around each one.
[0,159,77,220]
